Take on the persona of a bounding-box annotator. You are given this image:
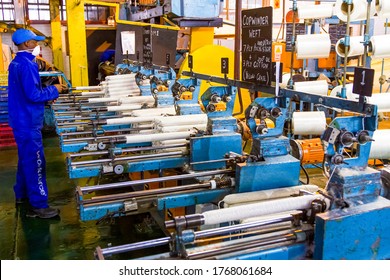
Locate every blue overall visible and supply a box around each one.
[8,52,59,208]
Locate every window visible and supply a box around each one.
[0,1,111,24]
[27,0,50,21]
[0,0,14,22]
[85,4,110,24]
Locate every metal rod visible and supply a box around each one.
[288,0,297,89]
[71,151,184,167]
[342,2,352,98]
[190,158,229,165]
[61,127,141,137]
[62,129,151,143]
[362,0,372,68]
[187,232,297,260]
[100,237,170,256]
[79,169,233,193]
[194,215,295,240]
[69,143,187,158]
[234,0,242,80]
[81,183,213,205]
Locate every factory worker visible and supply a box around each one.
[8,28,67,218]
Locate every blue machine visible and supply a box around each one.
[314,115,390,259]
[76,85,243,221]
[236,97,300,192]
[92,75,390,260]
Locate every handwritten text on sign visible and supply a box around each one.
[241,7,273,85]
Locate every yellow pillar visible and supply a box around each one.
[66,0,89,86]
[0,35,4,72]
[189,27,215,53]
[50,0,64,72]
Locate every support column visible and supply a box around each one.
[66,0,89,86]
[50,0,64,71]
[189,27,214,53]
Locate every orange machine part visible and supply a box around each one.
[292,138,324,164]
[318,51,337,69]
[272,42,303,71]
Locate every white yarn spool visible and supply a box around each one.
[155,139,189,146]
[158,124,207,133]
[297,4,334,19]
[119,96,155,105]
[87,97,117,103]
[154,114,208,127]
[105,73,136,81]
[296,34,331,59]
[293,80,329,96]
[292,111,327,135]
[369,129,390,159]
[222,185,319,207]
[376,0,390,19]
[80,91,105,97]
[106,116,154,125]
[106,104,142,112]
[202,195,329,225]
[125,131,194,144]
[132,107,176,116]
[367,94,390,112]
[369,35,390,59]
[336,36,364,57]
[335,0,376,22]
[107,88,140,96]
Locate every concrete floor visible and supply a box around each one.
[0,134,166,260]
[0,116,388,260]
[0,131,330,260]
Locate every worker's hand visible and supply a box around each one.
[54,84,69,94]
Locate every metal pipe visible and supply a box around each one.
[341,2,352,98]
[62,129,152,143]
[234,0,242,80]
[99,237,170,256]
[69,143,187,158]
[187,232,298,260]
[79,169,233,193]
[362,0,372,67]
[194,215,296,240]
[61,127,144,138]
[71,151,184,167]
[81,182,213,205]
[288,0,298,89]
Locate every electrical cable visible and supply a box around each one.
[300,163,310,184]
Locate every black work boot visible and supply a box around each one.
[26,207,60,219]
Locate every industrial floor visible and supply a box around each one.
[0,131,329,260]
[1,116,389,260]
[0,132,167,260]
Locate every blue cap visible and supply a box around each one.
[12,29,45,45]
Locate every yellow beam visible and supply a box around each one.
[189,27,215,53]
[66,0,89,86]
[50,0,64,71]
[0,35,4,72]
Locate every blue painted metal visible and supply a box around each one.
[314,197,390,260]
[79,201,125,221]
[190,134,242,171]
[247,97,287,139]
[68,156,189,179]
[171,0,223,18]
[224,243,307,260]
[174,78,202,115]
[156,188,230,210]
[235,155,300,193]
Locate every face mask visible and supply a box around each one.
[31,45,41,57]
